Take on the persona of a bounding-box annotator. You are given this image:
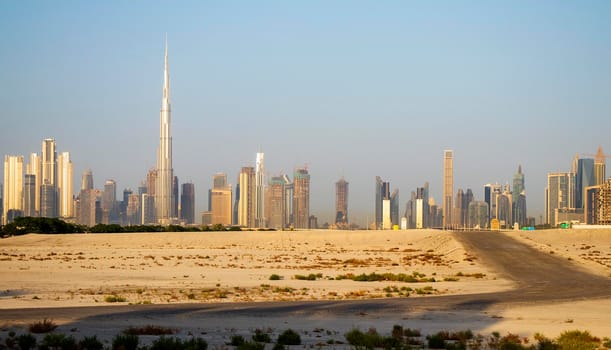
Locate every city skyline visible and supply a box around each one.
[1,2,611,225]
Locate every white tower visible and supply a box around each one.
[155,37,174,225]
[255,152,266,227]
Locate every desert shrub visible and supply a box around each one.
[277,329,301,346]
[391,325,404,340]
[230,335,245,346]
[293,273,321,281]
[556,330,599,350]
[183,338,208,350]
[112,334,139,350]
[150,336,183,350]
[269,274,282,281]
[426,333,447,349]
[236,341,264,350]
[252,329,272,343]
[78,336,104,350]
[105,295,126,303]
[123,325,175,335]
[498,333,525,350]
[16,334,37,350]
[603,338,611,349]
[39,333,77,350]
[344,328,384,350]
[404,328,421,338]
[28,319,58,333]
[534,333,558,350]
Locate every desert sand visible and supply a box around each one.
[0,229,609,345]
[0,230,509,308]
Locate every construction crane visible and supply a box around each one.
[581,146,611,163]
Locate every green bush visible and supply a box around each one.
[426,333,446,349]
[277,329,301,346]
[16,334,37,350]
[150,336,182,350]
[269,274,282,281]
[40,333,77,350]
[112,334,139,350]
[105,295,127,303]
[79,336,104,350]
[252,329,272,343]
[123,325,174,335]
[230,335,245,346]
[28,319,58,333]
[183,338,208,350]
[556,330,599,350]
[345,329,384,350]
[236,341,265,350]
[272,344,286,350]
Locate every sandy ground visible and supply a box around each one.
[504,229,611,277]
[0,230,508,308]
[0,229,610,344]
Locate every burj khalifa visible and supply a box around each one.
[156,38,174,224]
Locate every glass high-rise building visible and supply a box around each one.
[26,153,41,216]
[575,158,594,209]
[335,177,349,225]
[180,182,195,224]
[23,174,36,217]
[443,150,454,229]
[545,172,575,226]
[293,167,310,229]
[57,152,73,219]
[238,167,255,228]
[3,155,24,225]
[268,176,286,229]
[255,152,266,228]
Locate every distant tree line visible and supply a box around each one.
[0,217,257,237]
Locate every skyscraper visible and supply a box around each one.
[268,176,286,229]
[255,152,266,227]
[57,152,74,219]
[41,138,57,217]
[335,177,349,225]
[390,189,399,227]
[545,172,575,226]
[103,180,118,224]
[180,183,195,224]
[210,173,231,226]
[575,158,594,209]
[41,138,56,188]
[293,167,310,229]
[375,177,390,229]
[23,174,36,217]
[26,153,41,216]
[443,150,454,229]
[3,155,24,225]
[155,38,175,225]
[77,170,96,226]
[238,167,256,228]
[594,146,606,186]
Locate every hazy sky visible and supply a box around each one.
[1,1,610,226]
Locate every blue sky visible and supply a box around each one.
[1,1,610,225]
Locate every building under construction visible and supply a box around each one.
[585,178,611,225]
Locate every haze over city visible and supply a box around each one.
[2,1,611,225]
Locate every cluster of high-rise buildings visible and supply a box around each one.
[545,147,610,226]
[372,150,531,230]
[4,40,611,230]
[201,155,313,229]
[1,41,196,227]
[2,139,74,225]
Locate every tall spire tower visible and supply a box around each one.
[156,36,174,224]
